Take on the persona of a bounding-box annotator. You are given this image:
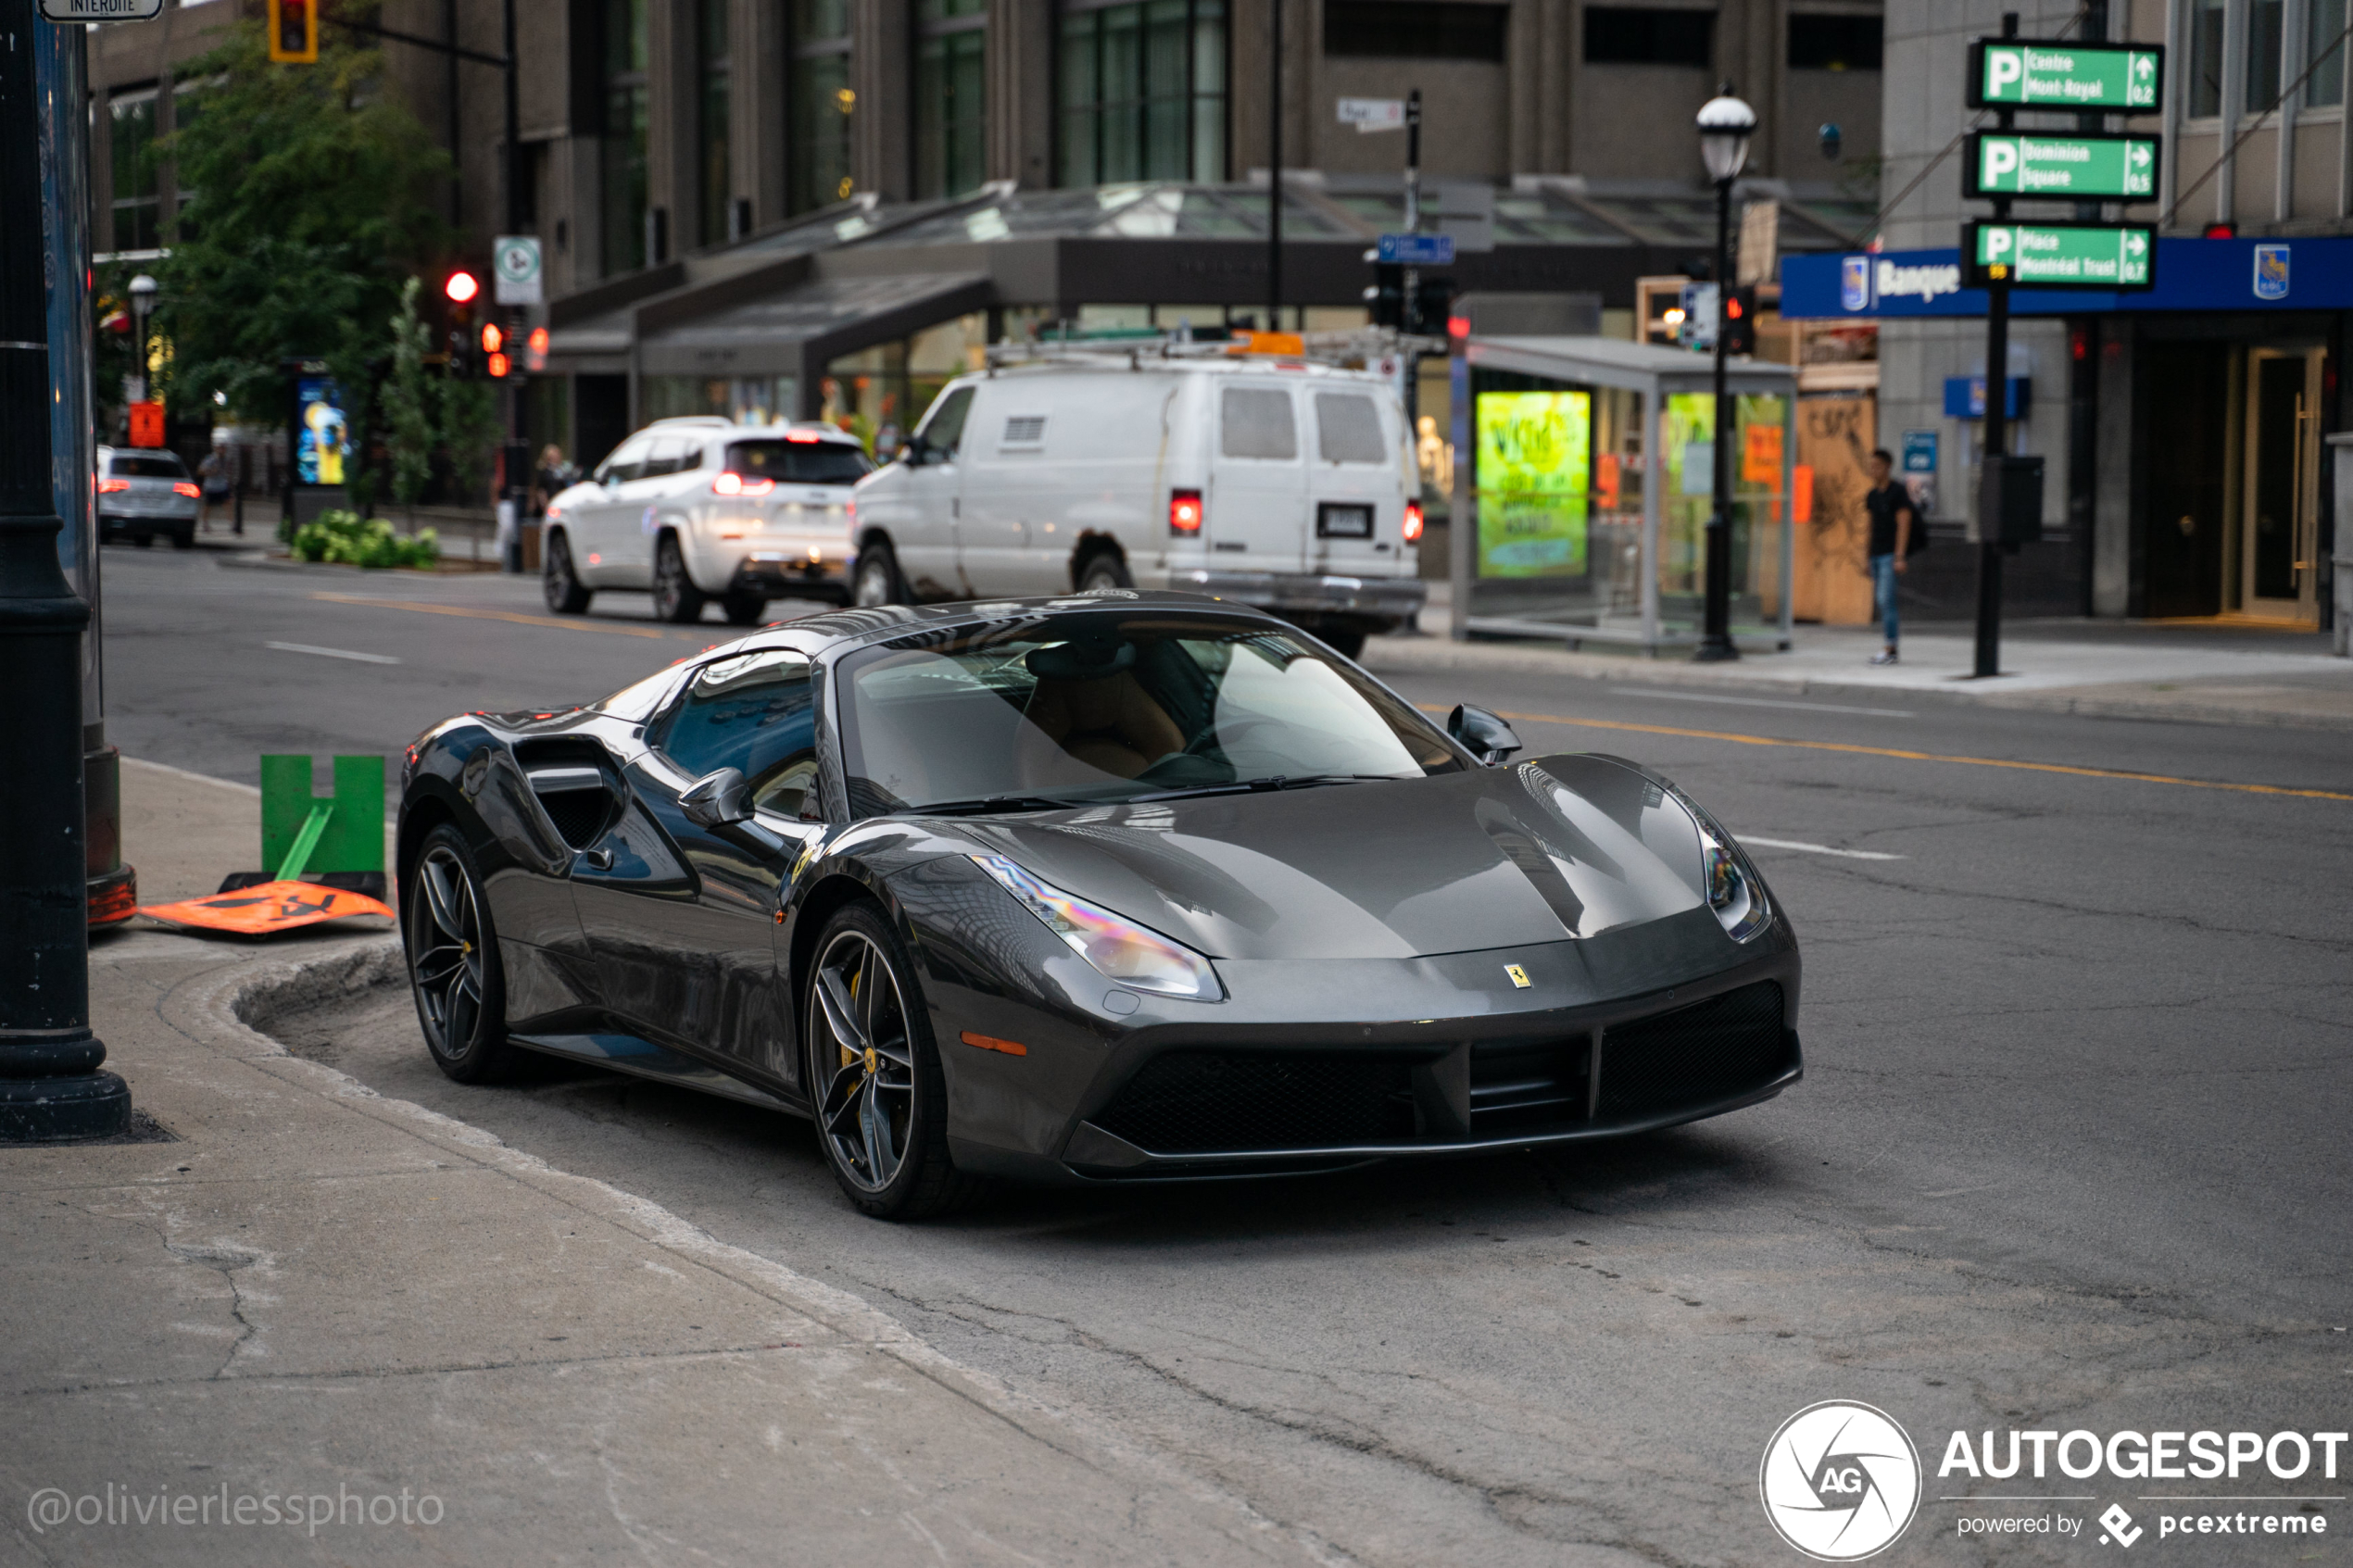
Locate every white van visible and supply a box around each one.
[848,353,1427,656]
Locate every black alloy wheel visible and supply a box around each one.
[722,588,767,626]
[653,533,706,623]
[851,542,904,608]
[543,529,593,614]
[405,825,522,1084]
[804,903,979,1219]
[1076,549,1133,592]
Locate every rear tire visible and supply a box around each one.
[652,533,706,623]
[1076,548,1133,593]
[170,525,195,549]
[722,588,767,626]
[543,528,593,614]
[132,530,154,548]
[851,540,906,607]
[1318,627,1367,659]
[405,825,524,1085]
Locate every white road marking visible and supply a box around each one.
[120,756,261,797]
[1922,1185,2000,1198]
[265,640,401,664]
[1617,686,1916,718]
[1738,835,1905,861]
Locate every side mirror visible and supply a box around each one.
[901,434,930,467]
[679,767,754,828]
[1448,704,1522,766]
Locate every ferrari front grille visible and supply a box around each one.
[1092,1051,1419,1154]
[1595,982,1789,1123]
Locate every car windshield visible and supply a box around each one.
[837,612,1464,816]
[726,439,873,485]
[109,454,187,479]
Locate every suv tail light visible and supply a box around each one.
[1169,489,1203,535]
[1403,500,1425,543]
[712,471,775,496]
[173,482,202,498]
[96,477,131,493]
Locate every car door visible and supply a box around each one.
[610,435,690,586]
[1207,380,1309,573]
[573,647,823,1086]
[572,435,650,583]
[893,384,974,596]
[1306,386,1408,578]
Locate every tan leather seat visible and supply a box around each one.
[1020,672,1187,783]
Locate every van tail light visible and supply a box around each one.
[1403,500,1425,543]
[712,471,775,496]
[96,477,131,494]
[173,482,202,498]
[1169,489,1203,535]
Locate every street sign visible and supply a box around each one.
[493,234,543,305]
[37,0,164,19]
[1964,132,2160,201]
[1378,232,1455,266]
[1963,220,2157,290]
[1337,97,1406,132]
[1967,40,2162,109]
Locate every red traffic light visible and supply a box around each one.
[485,352,511,380]
[2203,222,2238,240]
[444,270,481,304]
[479,322,505,354]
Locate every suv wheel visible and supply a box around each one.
[652,533,706,623]
[1076,548,1132,593]
[543,529,593,614]
[852,541,905,607]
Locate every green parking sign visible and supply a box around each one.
[1963,221,2157,290]
[1964,132,2161,200]
[1968,41,2163,109]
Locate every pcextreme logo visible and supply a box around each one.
[1760,1401,1924,1561]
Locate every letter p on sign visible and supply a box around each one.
[1984,141,2019,182]
[1989,48,2023,94]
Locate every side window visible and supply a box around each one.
[918,386,975,458]
[597,437,650,484]
[1221,387,1298,460]
[1315,393,1389,465]
[640,437,688,479]
[653,650,823,818]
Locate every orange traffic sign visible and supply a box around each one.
[139,880,393,937]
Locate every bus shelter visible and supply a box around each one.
[1451,335,1799,653]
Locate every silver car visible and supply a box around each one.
[96,445,201,548]
[540,417,874,624]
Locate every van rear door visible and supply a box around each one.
[1206,381,1307,573]
[1304,386,1409,577]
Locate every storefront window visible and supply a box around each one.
[1057,0,1227,186]
[914,0,987,198]
[790,0,854,213]
[2188,0,2226,118]
[2309,0,2347,107]
[700,0,731,246]
[2247,0,2285,111]
[642,375,799,426]
[602,0,650,275]
[110,88,159,252]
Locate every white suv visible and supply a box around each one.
[541,417,874,624]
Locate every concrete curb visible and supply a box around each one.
[181,938,1338,1562]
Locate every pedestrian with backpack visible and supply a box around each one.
[1863,448,1917,666]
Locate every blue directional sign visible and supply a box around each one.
[1378,233,1455,266]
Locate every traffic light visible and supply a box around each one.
[1722,285,1757,357]
[1408,276,1454,338]
[443,271,479,375]
[267,0,320,62]
[1364,261,1405,329]
[480,322,510,379]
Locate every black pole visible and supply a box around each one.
[0,0,130,1143]
[1696,170,1739,660]
[1975,12,2020,680]
[1267,0,1281,327]
[501,0,528,574]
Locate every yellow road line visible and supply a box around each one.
[310,593,684,640]
[1420,705,2353,804]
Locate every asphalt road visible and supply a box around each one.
[101,546,2353,1564]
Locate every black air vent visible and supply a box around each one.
[1596,982,1789,1123]
[1093,1051,1418,1153]
[1469,1036,1591,1134]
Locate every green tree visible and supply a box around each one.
[151,12,453,504]
[437,375,504,506]
[380,278,436,511]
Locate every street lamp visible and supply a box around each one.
[127,272,157,403]
[1694,86,1755,663]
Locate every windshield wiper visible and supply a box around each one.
[906,793,1087,817]
[1127,773,1409,803]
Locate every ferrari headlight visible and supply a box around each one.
[970,855,1222,1000]
[1696,822,1770,942]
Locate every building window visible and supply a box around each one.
[2247,0,2284,110]
[1059,0,1227,185]
[2309,0,2347,107]
[2188,0,2225,116]
[1324,0,1504,61]
[601,0,649,276]
[914,0,987,198]
[700,0,731,246]
[1582,6,1712,69]
[790,0,854,212]
[109,88,160,252]
[1787,13,1881,71]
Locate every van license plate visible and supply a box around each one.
[1316,503,1373,539]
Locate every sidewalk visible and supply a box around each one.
[1378,582,2353,730]
[0,762,1311,1566]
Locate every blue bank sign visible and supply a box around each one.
[1784,235,2353,319]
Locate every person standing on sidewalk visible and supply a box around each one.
[197,444,231,533]
[1863,449,1915,666]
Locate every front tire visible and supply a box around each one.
[405,825,523,1085]
[722,588,767,626]
[803,903,980,1220]
[543,528,593,614]
[1318,627,1367,659]
[851,541,905,607]
[1076,548,1133,593]
[652,533,706,623]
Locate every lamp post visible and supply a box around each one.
[126,273,157,404]
[1694,86,1756,663]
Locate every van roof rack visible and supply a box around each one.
[983,323,1443,372]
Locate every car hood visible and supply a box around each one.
[960,754,1710,960]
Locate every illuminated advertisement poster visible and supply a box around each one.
[1474,390,1591,575]
[295,374,349,486]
